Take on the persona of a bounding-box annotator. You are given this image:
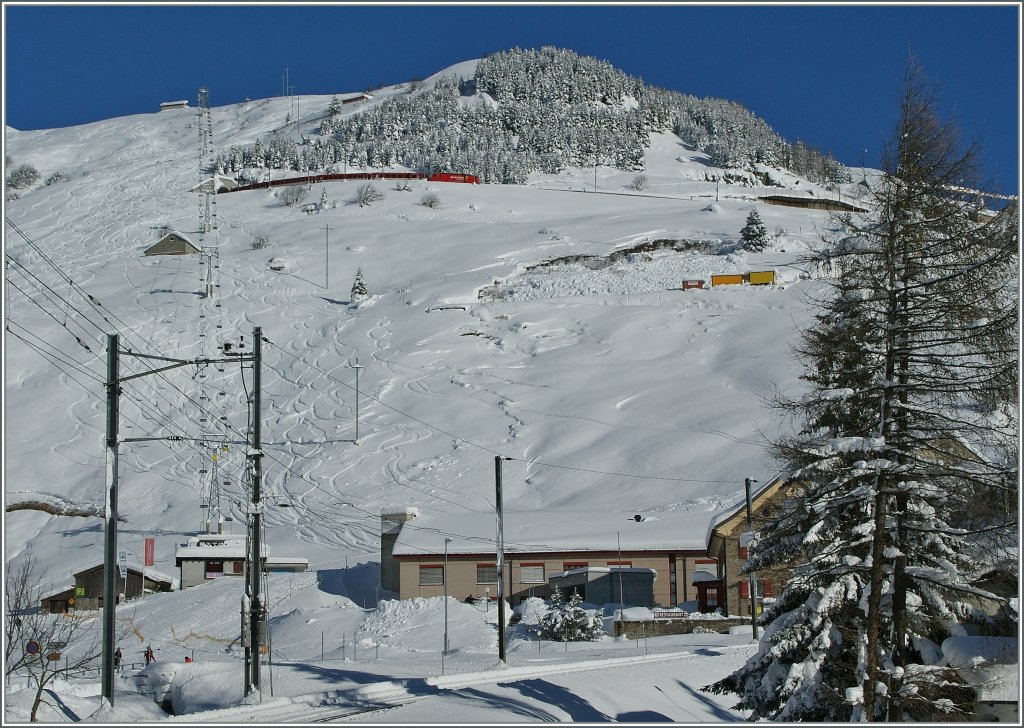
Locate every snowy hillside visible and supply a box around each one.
[3,55,871,720]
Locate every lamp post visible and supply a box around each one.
[443,537,452,655]
[352,362,364,444]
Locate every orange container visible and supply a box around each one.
[711,274,743,287]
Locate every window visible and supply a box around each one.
[563,562,587,572]
[738,545,748,559]
[419,565,444,586]
[476,564,498,584]
[205,561,224,578]
[520,564,545,584]
[739,579,773,599]
[232,561,245,574]
[607,561,632,568]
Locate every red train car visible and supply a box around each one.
[429,173,479,184]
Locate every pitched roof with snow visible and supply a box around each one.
[390,507,724,557]
[74,562,178,588]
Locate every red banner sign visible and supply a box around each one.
[144,537,155,567]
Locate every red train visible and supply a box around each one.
[428,172,479,184]
[224,171,478,194]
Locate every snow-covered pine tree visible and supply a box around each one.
[740,208,770,252]
[538,587,604,641]
[704,57,1018,722]
[350,267,368,302]
[319,187,329,210]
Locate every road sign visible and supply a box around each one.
[75,586,85,597]
[25,640,40,655]
[68,597,76,606]
[117,549,128,569]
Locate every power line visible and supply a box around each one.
[264,338,737,484]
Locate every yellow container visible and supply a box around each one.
[747,270,776,285]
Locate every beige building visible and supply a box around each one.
[705,476,794,618]
[174,533,307,589]
[382,507,722,608]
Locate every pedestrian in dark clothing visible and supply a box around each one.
[114,648,122,670]
[144,645,155,665]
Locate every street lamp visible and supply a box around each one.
[352,362,364,444]
[443,537,452,656]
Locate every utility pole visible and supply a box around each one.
[443,537,452,659]
[246,327,264,697]
[321,224,334,289]
[617,531,624,635]
[495,456,510,664]
[101,334,120,705]
[745,477,759,639]
[352,362,363,444]
[101,333,259,705]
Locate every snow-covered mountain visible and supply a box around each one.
[3,52,875,720]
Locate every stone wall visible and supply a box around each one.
[612,617,750,639]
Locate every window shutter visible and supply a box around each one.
[739,580,749,598]
[762,579,773,597]
[419,566,444,586]
[520,564,545,583]
[738,545,748,559]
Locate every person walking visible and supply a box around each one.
[144,645,155,665]
[114,647,122,671]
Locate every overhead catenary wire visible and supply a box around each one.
[6,217,738,555]
[264,338,737,484]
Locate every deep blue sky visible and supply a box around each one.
[4,4,1020,194]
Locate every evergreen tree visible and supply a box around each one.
[319,187,329,210]
[740,208,770,252]
[539,586,604,641]
[704,57,1017,722]
[350,267,369,301]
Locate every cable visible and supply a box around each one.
[5,320,104,384]
[265,339,737,484]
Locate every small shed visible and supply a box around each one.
[145,231,200,256]
[548,567,656,608]
[175,533,306,589]
[40,585,76,614]
[74,563,177,606]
